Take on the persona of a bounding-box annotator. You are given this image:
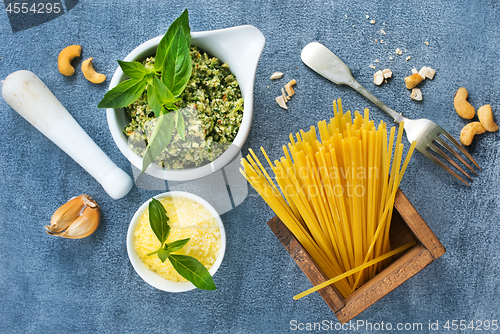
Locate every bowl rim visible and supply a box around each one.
[126,191,226,292]
[106,25,265,181]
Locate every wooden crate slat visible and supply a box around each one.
[335,245,434,323]
[267,216,345,312]
[394,190,446,259]
[267,189,446,323]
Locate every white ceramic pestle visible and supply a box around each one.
[2,70,133,199]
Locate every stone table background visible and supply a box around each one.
[0,0,499,333]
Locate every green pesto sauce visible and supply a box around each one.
[124,46,244,169]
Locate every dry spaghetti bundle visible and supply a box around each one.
[240,99,416,298]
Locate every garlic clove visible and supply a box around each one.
[53,206,100,239]
[47,195,86,233]
[46,194,100,238]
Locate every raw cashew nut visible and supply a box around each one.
[454,87,475,119]
[58,45,82,76]
[477,104,498,132]
[81,58,106,84]
[460,122,486,146]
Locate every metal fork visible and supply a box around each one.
[301,42,480,185]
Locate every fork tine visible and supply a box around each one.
[440,130,481,170]
[434,136,478,175]
[419,148,470,186]
[428,143,473,181]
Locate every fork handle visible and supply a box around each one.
[350,80,407,123]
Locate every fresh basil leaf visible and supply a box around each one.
[161,26,192,97]
[98,78,147,109]
[141,110,174,172]
[148,198,170,245]
[168,254,216,291]
[147,77,178,118]
[179,10,191,46]
[153,76,175,106]
[157,248,170,263]
[175,109,186,140]
[155,9,190,72]
[166,238,190,253]
[155,40,168,73]
[118,60,151,79]
[147,84,162,117]
[164,102,179,111]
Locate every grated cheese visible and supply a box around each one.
[134,196,221,282]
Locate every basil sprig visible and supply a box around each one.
[98,9,192,172]
[146,198,217,291]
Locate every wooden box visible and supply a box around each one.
[267,189,445,323]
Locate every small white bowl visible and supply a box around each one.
[126,191,226,292]
[107,25,265,181]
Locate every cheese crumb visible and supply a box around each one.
[270,72,283,80]
[424,41,429,46]
[425,67,436,79]
[406,56,411,61]
[275,95,287,109]
[284,79,297,96]
[382,69,392,79]
[369,64,376,69]
[411,68,418,74]
[395,48,403,55]
[410,88,423,101]
[275,80,298,110]
[370,20,376,24]
[389,56,393,60]
[373,70,384,85]
[380,29,386,35]
[374,59,380,63]
[366,15,370,19]
[373,69,392,85]
[418,66,428,79]
[418,66,436,79]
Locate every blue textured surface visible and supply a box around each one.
[1,1,499,333]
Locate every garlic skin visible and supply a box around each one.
[46,195,100,239]
[48,195,85,233]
